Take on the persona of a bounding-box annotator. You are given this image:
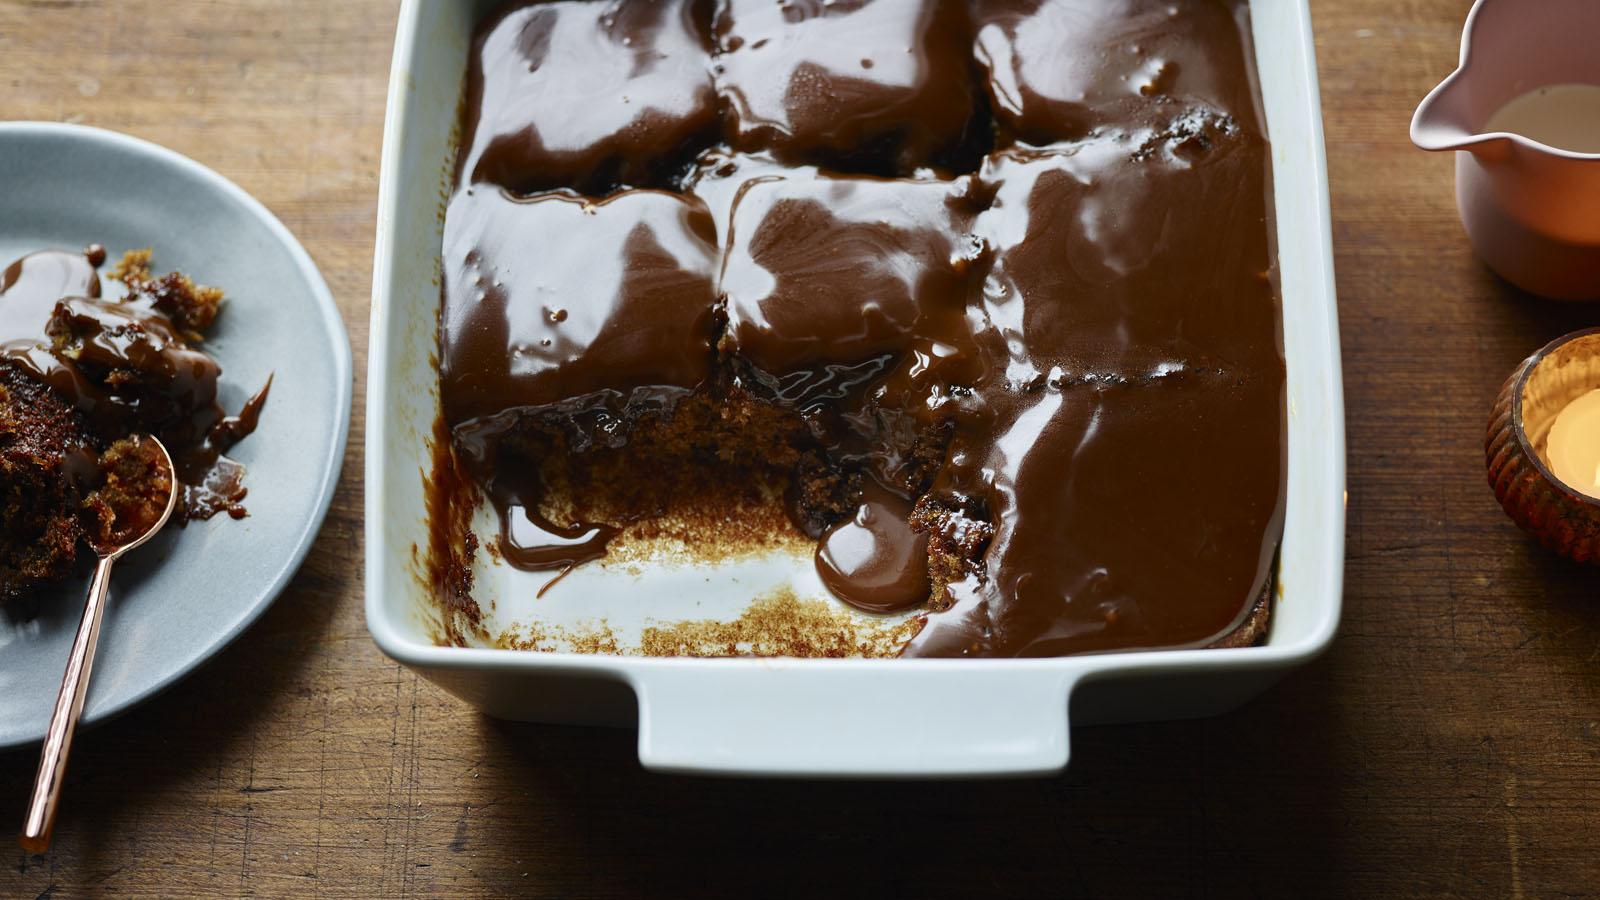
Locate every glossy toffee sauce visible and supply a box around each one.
[435,0,1283,658]
[815,482,930,614]
[0,246,268,521]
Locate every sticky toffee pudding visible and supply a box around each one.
[430,0,1284,658]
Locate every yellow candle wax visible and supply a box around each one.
[1545,388,1600,500]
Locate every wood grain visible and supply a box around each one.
[2,0,1597,896]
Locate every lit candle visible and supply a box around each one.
[1545,389,1600,499]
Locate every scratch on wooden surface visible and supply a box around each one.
[402,673,421,896]
[450,804,470,854]
[382,662,403,896]
[127,807,143,879]
[205,757,224,876]
[1505,775,1523,900]
[239,731,258,891]
[311,635,330,886]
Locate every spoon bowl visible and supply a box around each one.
[19,435,178,854]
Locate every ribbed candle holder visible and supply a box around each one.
[1487,327,1600,563]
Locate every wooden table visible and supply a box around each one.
[2,1,1596,896]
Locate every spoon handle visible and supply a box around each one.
[19,554,116,854]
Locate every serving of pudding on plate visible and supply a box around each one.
[427,0,1284,659]
[0,245,269,603]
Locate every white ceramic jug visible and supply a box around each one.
[1412,0,1600,301]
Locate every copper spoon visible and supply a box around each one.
[19,436,179,854]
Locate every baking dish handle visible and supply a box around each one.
[631,665,1077,778]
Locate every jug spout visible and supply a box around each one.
[1411,76,1513,158]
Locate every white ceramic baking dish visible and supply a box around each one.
[365,0,1345,777]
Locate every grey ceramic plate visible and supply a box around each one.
[0,122,350,750]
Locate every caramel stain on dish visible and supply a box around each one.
[423,415,486,647]
[496,618,621,655]
[638,589,916,659]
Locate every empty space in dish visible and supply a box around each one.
[468,491,920,655]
